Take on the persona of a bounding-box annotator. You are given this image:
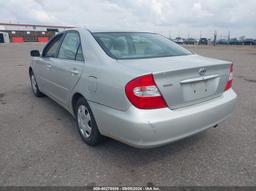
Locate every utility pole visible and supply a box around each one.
[228,31,230,44]
[213,30,217,46]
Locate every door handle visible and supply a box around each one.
[71,69,79,76]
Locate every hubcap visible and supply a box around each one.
[31,75,37,93]
[77,105,92,138]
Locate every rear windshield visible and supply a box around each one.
[92,32,192,59]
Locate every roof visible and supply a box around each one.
[0,22,75,28]
[85,27,152,33]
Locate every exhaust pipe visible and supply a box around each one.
[213,124,218,128]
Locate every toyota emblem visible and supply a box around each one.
[198,68,206,76]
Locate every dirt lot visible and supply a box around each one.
[0,43,255,186]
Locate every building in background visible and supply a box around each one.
[0,23,74,43]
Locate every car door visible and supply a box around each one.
[35,33,64,97]
[47,31,85,106]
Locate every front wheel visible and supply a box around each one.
[30,71,44,97]
[75,97,103,146]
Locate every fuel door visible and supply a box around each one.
[88,76,97,92]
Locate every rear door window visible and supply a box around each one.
[58,31,81,60]
[75,44,84,61]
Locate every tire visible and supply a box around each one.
[29,71,44,97]
[75,97,103,146]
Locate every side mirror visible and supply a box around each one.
[30,50,40,57]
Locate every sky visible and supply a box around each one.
[0,0,255,39]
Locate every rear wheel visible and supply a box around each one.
[75,97,103,146]
[29,71,44,97]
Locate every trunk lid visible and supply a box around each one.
[118,54,231,109]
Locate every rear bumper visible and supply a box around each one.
[89,89,237,148]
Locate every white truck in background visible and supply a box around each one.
[0,32,10,43]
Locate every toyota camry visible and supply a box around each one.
[29,28,237,148]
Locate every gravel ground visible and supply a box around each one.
[0,43,255,186]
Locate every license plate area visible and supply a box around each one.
[182,78,218,101]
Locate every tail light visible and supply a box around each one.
[125,74,167,109]
[225,64,233,91]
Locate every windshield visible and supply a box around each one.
[92,32,192,59]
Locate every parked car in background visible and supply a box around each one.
[229,38,243,45]
[217,39,229,45]
[29,28,237,148]
[174,37,184,44]
[199,38,208,45]
[184,38,197,45]
[242,39,256,45]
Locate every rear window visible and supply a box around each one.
[92,32,192,59]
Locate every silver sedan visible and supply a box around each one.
[29,28,237,148]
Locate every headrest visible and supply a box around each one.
[112,38,126,51]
